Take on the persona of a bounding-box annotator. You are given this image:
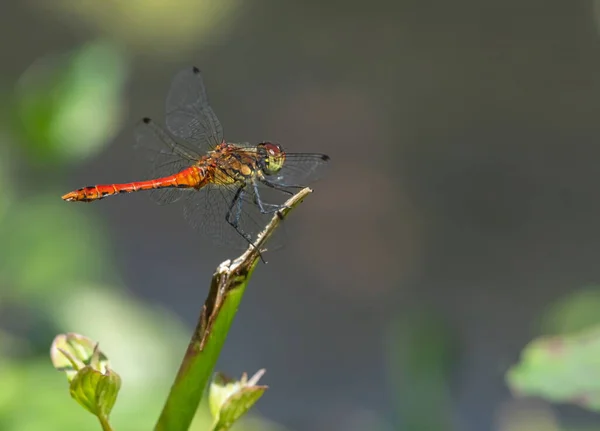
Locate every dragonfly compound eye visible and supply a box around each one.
[258,142,286,175]
[61,66,330,250]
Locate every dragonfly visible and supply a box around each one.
[62,66,330,249]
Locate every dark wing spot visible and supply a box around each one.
[321,154,330,161]
[142,117,151,124]
[192,66,200,74]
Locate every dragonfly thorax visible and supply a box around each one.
[61,66,330,251]
[257,142,286,175]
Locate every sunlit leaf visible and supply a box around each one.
[14,39,128,163]
[50,333,109,382]
[209,370,268,431]
[506,325,600,411]
[69,366,121,417]
[212,387,267,431]
[50,333,121,419]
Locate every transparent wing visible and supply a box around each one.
[182,181,279,250]
[134,117,200,205]
[165,67,224,152]
[266,153,330,187]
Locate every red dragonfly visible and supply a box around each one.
[62,67,329,248]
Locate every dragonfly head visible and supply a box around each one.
[257,142,286,175]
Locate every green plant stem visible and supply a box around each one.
[97,415,114,431]
[154,187,313,431]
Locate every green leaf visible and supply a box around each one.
[154,188,312,431]
[209,370,268,430]
[212,387,267,431]
[506,325,600,411]
[209,373,237,420]
[50,333,107,382]
[50,333,121,419]
[155,272,255,431]
[69,366,121,418]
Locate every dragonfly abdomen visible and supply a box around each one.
[62,166,204,202]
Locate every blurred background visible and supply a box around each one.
[3,0,600,430]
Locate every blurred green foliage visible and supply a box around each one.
[13,40,127,164]
[39,0,241,56]
[507,324,600,411]
[0,194,111,301]
[0,142,10,220]
[506,286,600,416]
[539,287,600,335]
[0,37,283,431]
[385,308,458,431]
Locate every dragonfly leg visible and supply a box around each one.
[225,187,252,243]
[260,178,305,192]
[225,186,267,263]
[252,181,283,215]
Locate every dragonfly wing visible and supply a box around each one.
[182,180,277,250]
[267,153,330,187]
[134,117,200,205]
[165,67,224,152]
